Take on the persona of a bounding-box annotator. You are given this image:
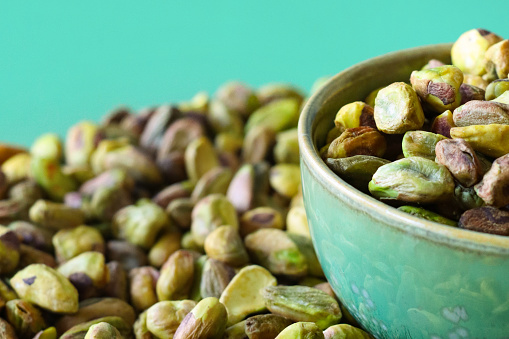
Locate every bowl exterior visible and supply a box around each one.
[299,44,509,338]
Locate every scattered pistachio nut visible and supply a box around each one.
[173,297,228,339]
[435,138,483,187]
[275,322,324,339]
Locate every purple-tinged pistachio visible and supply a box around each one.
[242,125,276,164]
[474,154,509,207]
[106,240,148,271]
[227,164,256,214]
[129,267,159,312]
[29,200,85,231]
[80,168,134,197]
[65,122,101,167]
[410,65,463,112]
[156,250,200,302]
[112,199,170,249]
[18,244,57,269]
[398,206,457,226]
[245,228,307,279]
[334,102,376,133]
[451,28,503,75]
[30,157,77,201]
[140,105,180,155]
[458,206,509,235]
[323,324,372,339]
[326,155,390,192]
[167,198,194,230]
[1,153,31,185]
[430,110,455,138]
[0,230,20,274]
[53,225,105,263]
[216,81,260,118]
[191,167,233,203]
[453,100,509,126]
[178,91,209,113]
[374,82,425,134]
[450,124,509,158]
[153,181,193,209]
[6,299,46,338]
[133,310,153,339]
[173,297,227,339]
[148,232,182,268]
[484,39,509,80]
[184,136,220,184]
[204,225,249,267]
[191,194,238,247]
[208,100,244,136]
[486,79,509,101]
[146,300,197,339]
[263,285,341,330]
[10,264,78,313]
[460,83,486,105]
[245,98,301,134]
[421,59,446,70]
[59,316,131,339]
[245,314,293,339]
[157,117,206,161]
[286,206,310,238]
[239,207,284,238]
[402,131,447,160]
[435,138,483,187]
[364,87,383,107]
[274,128,300,164]
[58,251,109,292]
[200,258,235,299]
[84,322,122,339]
[8,221,53,251]
[103,262,128,301]
[369,157,455,204]
[157,151,188,185]
[30,134,63,161]
[219,265,277,326]
[257,83,304,106]
[269,164,301,199]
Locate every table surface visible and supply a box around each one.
[1,1,508,146]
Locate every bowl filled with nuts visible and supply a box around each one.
[299,29,509,338]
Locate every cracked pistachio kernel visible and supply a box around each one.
[492,90,509,105]
[242,125,276,164]
[53,225,105,263]
[269,164,301,199]
[191,194,238,247]
[327,127,386,159]
[84,322,122,339]
[146,300,196,339]
[402,131,447,160]
[334,102,376,133]
[200,258,235,299]
[173,297,228,339]
[431,110,455,138]
[326,155,390,192]
[474,154,509,207]
[485,39,509,79]
[133,310,152,339]
[58,251,109,289]
[204,225,249,267]
[191,167,233,203]
[453,100,509,126]
[486,79,509,100]
[369,157,455,204]
[263,285,341,330]
[451,28,503,75]
[454,184,485,211]
[410,65,463,112]
[460,83,486,105]
[158,117,206,160]
[2,153,31,184]
[323,324,372,339]
[374,82,425,134]
[220,265,277,326]
[245,228,308,278]
[148,232,182,268]
[435,138,483,187]
[60,316,131,339]
[398,206,457,227]
[245,314,293,339]
[184,136,220,184]
[31,157,78,201]
[240,206,284,237]
[0,318,17,338]
[167,198,194,231]
[129,266,159,312]
[6,299,46,338]
[275,322,324,339]
[459,206,509,235]
[156,250,200,301]
[450,124,509,158]
[245,98,301,134]
[10,264,78,313]
[29,200,85,231]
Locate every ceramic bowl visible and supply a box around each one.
[298,43,509,338]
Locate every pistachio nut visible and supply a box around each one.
[245,228,307,278]
[191,167,233,203]
[148,232,182,268]
[8,221,52,252]
[90,185,132,221]
[410,65,463,112]
[10,264,78,313]
[245,98,301,134]
[167,198,194,230]
[323,324,372,339]
[153,181,193,209]
[458,206,509,235]
[449,124,509,158]
[435,138,483,187]
[214,133,243,155]
[216,81,260,118]
[263,285,342,330]
[204,225,249,267]
[106,240,148,271]
[156,250,200,301]
[80,168,134,197]
[208,100,244,136]
[369,157,455,204]
[84,322,122,339]
[103,262,128,301]
[364,87,383,107]
[0,199,29,225]
[53,225,105,263]
[486,79,509,101]
[191,194,238,247]
[326,156,390,192]
[180,231,203,253]
[398,206,457,226]
[453,100,509,126]
[157,117,206,160]
[287,233,323,278]
[239,206,284,237]
[129,267,159,312]
[451,28,503,75]
[257,83,304,106]
[334,102,376,133]
[133,310,153,339]
[1,153,31,184]
[140,105,180,155]
[286,206,310,238]
[0,317,17,339]
[65,122,101,167]
[179,90,209,113]
[402,131,447,160]
[313,282,337,300]
[274,322,324,339]
[327,127,386,159]
[30,133,63,161]
[474,154,509,207]
[59,316,131,339]
[18,244,57,269]
[29,200,85,231]
[184,136,220,184]
[6,299,46,339]
[0,230,20,274]
[33,327,57,339]
[146,300,197,339]
[226,164,257,214]
[245,314,293,339]
[430,110,455,138]
[463,73,489,90]
[0,143,27,165]
[8,180,43,206]
[30,157,77,201]
[0,279,18,308]
[421,59,446,70]
[173,297,227,339]
[459,83,486,105]
[484,39,509,79]
[454,184,485,211]
[219,265,277,326]
[269,164,301,199]
[223,320,248,339]
[200,258,235,299]
[157,151,188,185]
[274,128,299,164]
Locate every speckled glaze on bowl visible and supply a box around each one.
[298,43,509,339]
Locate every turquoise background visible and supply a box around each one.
[1,1,509,146]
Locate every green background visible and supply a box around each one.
[2,1,508,146]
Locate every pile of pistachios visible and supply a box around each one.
[323,28,509,235]
[0,81,373,338]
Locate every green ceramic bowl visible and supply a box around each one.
[298,43,509,338]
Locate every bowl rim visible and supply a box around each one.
[298,43,509,254]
